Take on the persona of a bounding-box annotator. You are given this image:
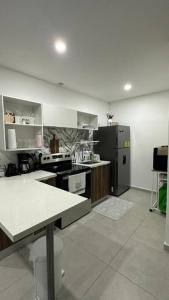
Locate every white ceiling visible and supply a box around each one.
[0,0,169,102]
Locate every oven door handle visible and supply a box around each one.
[62,170,91,181]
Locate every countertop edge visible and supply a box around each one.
[74,161,110,168]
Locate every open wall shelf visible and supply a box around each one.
[77,111,98,130]
[0,95,43,151]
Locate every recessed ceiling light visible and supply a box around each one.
[123,83,132,91]
[54,39,67,54]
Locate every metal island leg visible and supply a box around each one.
[46,223,55,300]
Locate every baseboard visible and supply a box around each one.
[131,185,151,193]
[164,241,169,251]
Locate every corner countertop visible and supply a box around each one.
[0,170,56,182]
[0,171,88,242]
[74,160,110,168]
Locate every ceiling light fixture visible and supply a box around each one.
[123,83,132,91]
[54,39,67,54]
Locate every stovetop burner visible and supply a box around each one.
[57,164,90,176]
[39,152,90,176]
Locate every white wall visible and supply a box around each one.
[0,67,109,125]
[110,91,169,190]
[0,66,109,165]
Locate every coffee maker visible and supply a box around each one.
[17,153,39,174]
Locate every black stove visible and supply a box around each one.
[39,152,90,175]
[39,152,91,198]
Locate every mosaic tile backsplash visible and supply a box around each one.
[43,127,93,156]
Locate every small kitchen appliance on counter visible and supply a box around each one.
[39,152,91,228]
[153,146,168,171]
[5,163,18,177]
[18,153,39,174]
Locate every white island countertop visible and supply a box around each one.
[74,160,110,168]
[0,171,88,242]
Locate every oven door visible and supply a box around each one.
[56,171,91,199]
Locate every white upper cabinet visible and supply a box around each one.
[77,111,98,130]
[0,95,43,151]
[43,104,77,128]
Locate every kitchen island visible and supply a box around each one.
[0,171,89,300]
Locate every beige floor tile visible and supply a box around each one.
[0,272,34,300]
[83,209,144,245]
[74,226,123,263]
[0,252,32,292]
[82,266,156,300]
[111,239,169,300]
[121,189,150,207]
[60,237,106,298]
[132,212,166,251]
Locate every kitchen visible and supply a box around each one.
[0,1,169,300]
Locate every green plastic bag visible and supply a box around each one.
[159,183,167,213]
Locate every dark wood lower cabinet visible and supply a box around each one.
[91,164,110,203]
[0,229,12,251]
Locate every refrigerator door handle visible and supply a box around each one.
[123,155,126,165]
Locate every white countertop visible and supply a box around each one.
[0,171,87,242]
[0,170,56,182]
[74,160,110,168]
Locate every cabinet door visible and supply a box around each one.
[43,104,77,128]
[91,165,110,203]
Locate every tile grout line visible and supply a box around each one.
[75,193,153,298]
[66,225,126,267]
[108,216,146,266]
[60,194,154,298]
[107,210,162,300]
[80,264,108,299]
[63,213,149,298]
[64,205,149,267]
[114,270,158,300]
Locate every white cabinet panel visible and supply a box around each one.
[43,104,77,128]
[0,95,6,150]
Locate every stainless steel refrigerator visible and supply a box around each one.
[93,125,130,196]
